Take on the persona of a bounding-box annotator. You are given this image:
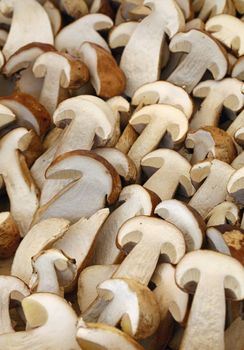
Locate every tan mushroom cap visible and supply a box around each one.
[77,322,144,350]
[0,212,20,259]
[79,42,126,98]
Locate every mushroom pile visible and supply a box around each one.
[0,0,244,349]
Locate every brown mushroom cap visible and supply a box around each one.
[0,212,20,259]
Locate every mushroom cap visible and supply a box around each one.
[117,216,186,264]
[0,104,15,130]
[155,199,205,251]
[176,250,244,300]
[77,322,144,350]
[131,81,193,119]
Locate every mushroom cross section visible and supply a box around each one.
[155,199,205,251]
[35,150,121,223]
[33,51,89,115]
[55,13,113,55]
[167,29,228,93]
[186,126,237,164]
[77,322,145,350]
[0,276,29,334]
[190,79,244,129]
[192,0,229,21]
[227,166,244,204]
[118,0,185,96]
[0,212,20,259]
[206,14,244,56]
[113,215,186,285]
[30,248,76,296]
[0,127,39,236]
[128,104,189,173]
[91,185,156,265]
[0,0,54,60]
[232,56,244,80]
[189,159,235,217]
[0,104,15,130]
[206,201,240,227]
[109,22,138,49]
[11,218,70,285]
[131,81,193,119]
[176,250,244,350]
[152,263,189,323]
[141,149,195,201]
[0,293,81,350]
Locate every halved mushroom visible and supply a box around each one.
[77,322,145,350]
[0,212,20,259]
[55,14,113,55]
[186,126,237,164]
[115,124,139,154]
[0,92,51,136]
[232,56,244,80]
[131,81,193,119]
[90,0,114,18]
[227,109,244,140]
[0,104,15,130]
[43,0,62,36]
[155,199,205,251]
[60,0,89,18]
[33,51,89,115]
[185,17,205,30]
[0,0,54,60]
[176,250,244,349]
[0,128,39,236]
[190,79,244,129]
[128,104,189,173]
[227,166,244,204]
[168,29,228,93]
[11,217,70,285]
[232,150,244,169]
[109,21,139,49]
[0,275,29,334]
[206,14,244,56]
[192,0,230,21]
[206,226,231,255]
[189,159,235,217]
[205,201,240,227]
[54,208,109,288]
[91,185,157,265]
[29,248,76,296]
[78,264,118,313]
[0,293,81,350]
[34,150,121,223]
[176,0,193,19]
[234,126,244,146]
[118,0,184,96]
[141,149,195,201]
[79,42,126,98]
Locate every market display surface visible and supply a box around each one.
[0,0,243,349]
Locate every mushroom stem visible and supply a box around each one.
[180,275,225,350]
[113,239,162,285]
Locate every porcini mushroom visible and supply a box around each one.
[141,149,195,201]
[192,0,229,21]
[206,201,240,227]
[176,250,244,349]
[167,29,228,93]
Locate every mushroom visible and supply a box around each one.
[227,109,244,140]
[232,56,244,80]
[175,0,193,20]
[167,29,228,93]
[185,17,205,30]
[176,250,244,349]
[77,322,145,350]
[128,104,189,174]
[131,81,193,119]
[29,248,76,296]
[91,185,158,265]
[206,226,231,255]
[33,51,89,115]
[0,212,20,259]
[206,14,244,56]
[205,201,240,227]
[190,79,244,129]
[0,92,51,136]
[115,124,139,155]
[189,159,235,217]
[78,264,118,313]
[155,199,205,251]
[109,21,139,49]
[0,275,29,334]
[0,293,81,350]
[0,128,39,236]
[192,0,229,21]
[43,0,62,36]
[60,0,89,18]
[233,0,244,13]
[117,0,185,96]
[53,208,109,287]
[0,0,54,60]
[34,150,121,223]
[55,13,113,55]
[186,126,237,164]
[79,42,126,98]
[227,166,244,204]
[0,104,15,130]
[11,217,70,285]
[141,149,195,201]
